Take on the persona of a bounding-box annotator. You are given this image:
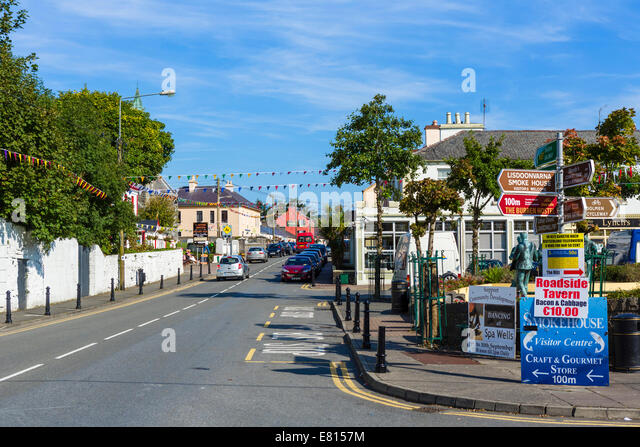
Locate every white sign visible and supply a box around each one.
[534,276,589,319]
[466,286,517,359]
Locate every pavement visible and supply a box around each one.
[0,262,214,332]
[331,296,640,421]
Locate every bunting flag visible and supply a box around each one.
[2,149,108,199]
[596,165,639,184]
[124,169,337,182]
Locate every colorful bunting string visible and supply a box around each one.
[2,149,108,199]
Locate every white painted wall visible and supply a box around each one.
[0,219,182,311]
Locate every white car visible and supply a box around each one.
[217,255,250,281]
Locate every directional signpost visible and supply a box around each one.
[563,197,586,223]
[569,197,620,219]
[534,216,559,234]
[534,140,559,169]
[498,194,557,216]
[497,169,556,194]
[563,160,595,189]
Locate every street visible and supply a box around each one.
[0,256,621,429]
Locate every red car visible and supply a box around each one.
[281,257,313,282]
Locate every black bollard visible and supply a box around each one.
[160,275,164,289]
[208,258,211,275]
[110,278,115,302]
[5,291,12,324]
[335,277,342,305]
[311,267,316,287]
[375,326,388,373]
[190,264,193,281]
[353,292,361,333]
[76,283,82,310]
[362,299,371,349]
[178,268,181,285]
[45,286,51,316]
[345,287,352,321]
[138,269,144,295]
[199,262,203,280]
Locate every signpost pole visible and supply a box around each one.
[556,132,565,233]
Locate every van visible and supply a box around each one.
[296,232,314,252]
[390,232,461,311]
[606,230,640,264]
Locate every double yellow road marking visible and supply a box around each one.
[330,361,419,411]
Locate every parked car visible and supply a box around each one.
[295,253,320,273]
[267,243,284,257]
[309,244,328,263]
[246,247,268,263]
[465,259,504,274]
[279,241,292,255]
[302,247,325,266]
[299,250,322,271]
[281,257,314,282]
[217,255,249,281]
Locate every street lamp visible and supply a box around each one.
[117,89,175,290]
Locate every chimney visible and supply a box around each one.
[446,112,452,124]
[455,112,461,124]
[224,181,234,192]
[464,112,470,124]
[424,120,440,147]
[188,178,198,193]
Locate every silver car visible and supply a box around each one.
[217,255,250,281]
[246,247,268,263]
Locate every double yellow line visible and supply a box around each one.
[330,361,419,411]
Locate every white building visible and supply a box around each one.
[351,112,640,285]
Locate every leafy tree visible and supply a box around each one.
[319,205,350,269]
[326,94,424,298]
[400,178,462,257]
[139,195,177,228]
[446,133,532,274]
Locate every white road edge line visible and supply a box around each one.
[104,329,133,340]
[138,318,160,327]
[55,343,98,360]
[163,310,180,318]
[0,364,44,382]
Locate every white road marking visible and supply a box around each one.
[163,311,180,318]
[104,329,133,340]
[183,304,196,310]
[0,364,44,382]
[55,343,98,359]
[198,299,209,304]
[138,318,160,327]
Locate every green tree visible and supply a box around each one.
[446,133,532,274]
[326,94,424,298]
[318,205,350,269]
[139,195,177,228]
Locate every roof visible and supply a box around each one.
[177,186,258,210]
[260,225,292,239]
[415,130,640,161]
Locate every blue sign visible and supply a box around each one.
[520,296,609,386]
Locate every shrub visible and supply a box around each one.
[604,264,640,282]
[607,288,640,300]
[481,266,513,284]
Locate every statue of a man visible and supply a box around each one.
[510,232,539,298]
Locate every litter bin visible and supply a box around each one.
[391,280,408,313]
[612,313,640,372]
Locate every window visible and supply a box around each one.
[465,220,507,264]
[196,211,203,222]
[178,211,181,223]
[437,168,451,180]
[222,211,228,223]
[210,211,215,223]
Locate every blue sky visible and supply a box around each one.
[10,0,640,204]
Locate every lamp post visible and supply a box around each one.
[117,89,175,290]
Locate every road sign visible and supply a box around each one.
[563,197,586,223]
[498,169,556,194]
[520,296,609,386]
[534,216,559,234]
[566,197,620,219]
[534,140,559,168]
[193,222,208,242]
[563,160,595,188]
[498,194,557,216]
[541,233,585,277]
[222,224,232,237]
